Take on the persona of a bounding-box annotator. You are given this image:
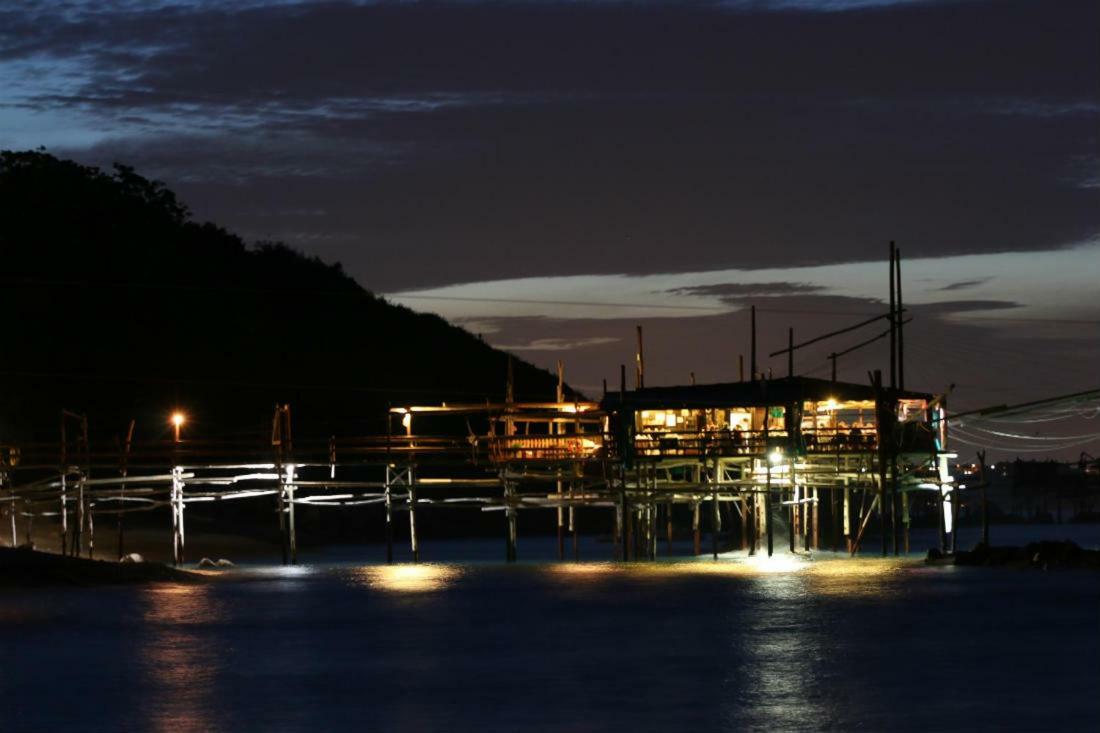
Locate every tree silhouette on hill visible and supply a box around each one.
[0,150,567,442]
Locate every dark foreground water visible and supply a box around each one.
[2,531,1098,732]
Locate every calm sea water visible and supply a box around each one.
[2,527,1098,732]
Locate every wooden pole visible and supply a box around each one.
[59,412,68,556]
[750,306,757,380]
[116,419,135,560]
[80,415,90,558]
[889,242,897,390]
[692,500,701,556]
[385,468,394,564]
[895,245,905,391]
[557,364,566,560]
[385,413,394,564]
[831,487,840,553]
[830,353,837,383]
[902,490,910,554]
[6,476,15,548]
[286,465,297,565]
[570,482,579,561]
[635,325,645,389]
[950,481,959,554]
[788,327,794,378]
[711,477,719,560]
[843,482,852,553]
[874,370,888,556]
[812,487,819,550]
[740,493,748,551]
[614,500,623,560]
[739,354,744,382]
[408,470,419,563]
[666,500,674,556]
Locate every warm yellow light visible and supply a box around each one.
[825,399,838,410]
[170,412,186,428]
[401,412,412,429]
[357,564,460,593]
[768,449,784,465]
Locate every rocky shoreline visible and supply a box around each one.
[928,540,1100,570]
[0,547,202,587]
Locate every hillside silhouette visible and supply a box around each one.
[0,150,570,444]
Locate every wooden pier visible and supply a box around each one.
[0,372,959,565]
[0,246,976,565]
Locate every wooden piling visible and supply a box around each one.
[570,482,579,561]
[812,487,819,550]
[740,493,748,551]
[286,465,297,565]
[710,460,719,560]
[666,501,673,556]
[408,471,420,563]
[692,501,701,556]
[843,482,852,553]
[614,500,623,561]
[827,484,836,548]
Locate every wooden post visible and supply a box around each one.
[666,501,674,556]
[902,491,910,554]
[830,353,837,383]
[740,493,748,551]
[557,364,566,560]
[739,354,744,382]
[117,419,135,560]
[570,482,579,561]
[75,473,86,558]
[557,475,565,561]
[692,501,701,556]
[977,449,989,546]
[384,468,394,564]
[896,245,905,391]
[950,482,959,554]
[812,487,819,550]
[891,453,900,557]
[873,370,888,556]
[635,325,645,389]
[889,242,897,390]
[286,465,297,565]
[788,327,794,378]
[59,412,67,556]
[171,466,185,566]
[408,469,419,563]
[614,500,623,560]
[711,484,719,560]
[80,415,90,558]
[937,483,947,554]
[843,482,852,553]
[710,459,720,559]
[6,477,15,548]
[831,487,840,553]
[790,484,798,553]
[750,305,757,380]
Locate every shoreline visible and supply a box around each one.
[0,547,202,588]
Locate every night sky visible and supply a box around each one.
[3,1,1098,436]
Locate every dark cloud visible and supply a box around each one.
[1,0,1093,289]
[668,282,825,302]
[936,278,994,292]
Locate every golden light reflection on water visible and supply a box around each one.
[142,583,224,624]
[140,583,223,733]
[545,554,916,598]
[356,564,463,593]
